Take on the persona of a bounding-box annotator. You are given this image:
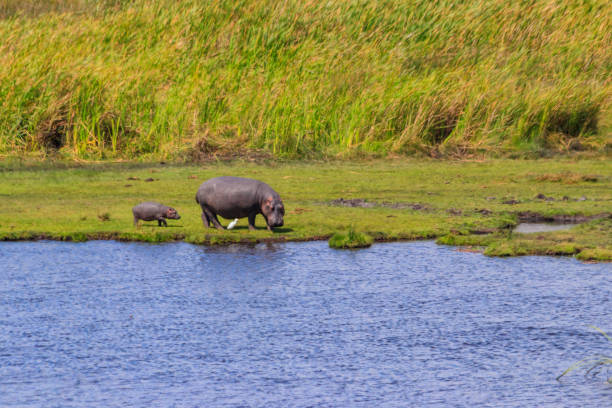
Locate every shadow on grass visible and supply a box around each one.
[139,224,184,228]
[219,225,294,233]
[271,227,293,233]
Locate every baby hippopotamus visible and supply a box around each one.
[132,202,181,227]
[195,176,285,231]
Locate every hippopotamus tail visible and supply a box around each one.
[195,194,199,204]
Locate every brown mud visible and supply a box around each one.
[330,198,431,211]
[517,212,611,223]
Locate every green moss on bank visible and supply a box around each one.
[438,218,612,261]
[329,229,373,249]
[576,248,612,262]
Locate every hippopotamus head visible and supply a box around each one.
[165,207,181,220]
[262,196,284,228]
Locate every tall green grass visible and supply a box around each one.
[0,0,610,159]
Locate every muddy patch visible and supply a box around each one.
[533,193,588,202]
[502,195,590,204]
[530,173,602,184]
[534,193,555,201]
[290,208,312,215]
[517,211,610,223]
[330,198,431,211]
[97,213,111,222]
[469,228,497,235]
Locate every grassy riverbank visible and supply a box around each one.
[1,0,610,159]
[1,159,610,260]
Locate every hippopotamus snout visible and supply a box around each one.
[268,219,283,228]
[165,207,181,220]
[267,213,284,227]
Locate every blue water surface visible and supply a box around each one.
[0,240,610,407]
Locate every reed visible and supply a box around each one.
[557,326,612,383]
[0,0,610,159]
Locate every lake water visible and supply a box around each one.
[514,223,576,234]
[1,241,610,407]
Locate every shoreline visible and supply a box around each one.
[1,225,609,262]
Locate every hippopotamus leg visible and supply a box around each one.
[248,213,257,231]
[260,214,272,231]
[157,218,168,227]
[134,215,140,227]
[202,205,224,230]
[201,212,211,227]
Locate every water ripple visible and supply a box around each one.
[0,240,610,407]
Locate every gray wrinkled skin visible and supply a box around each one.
[132,202,181,227]
[195,176,285,231]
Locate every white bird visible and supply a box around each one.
[227,218,239,229]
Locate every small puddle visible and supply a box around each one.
[514,223,576,234]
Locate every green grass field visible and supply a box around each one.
[1,159,610,260]
[0,0,610,159]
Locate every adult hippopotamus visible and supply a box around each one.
[195,176,285,231]
[132,202,181,227]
